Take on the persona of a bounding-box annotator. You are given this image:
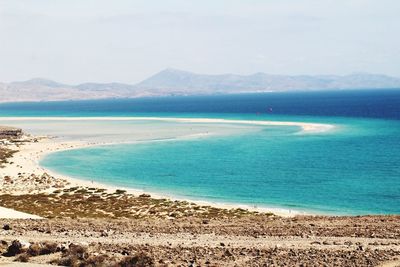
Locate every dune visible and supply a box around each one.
[0,206,42,219]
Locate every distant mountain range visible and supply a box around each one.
[1,68,400,102]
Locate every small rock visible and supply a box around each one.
[344,241,353,246]
[100,231,108,237]
[224,249,233,257]
[5,240,25,256]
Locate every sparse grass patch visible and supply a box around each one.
[0,185,264,220]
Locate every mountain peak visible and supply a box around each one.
[135,69,400,92]
[136,68,198,90]
[156,68,194,76]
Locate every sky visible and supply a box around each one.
[0,0,399,84]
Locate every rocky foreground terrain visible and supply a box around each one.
[0,129,399,266]
[0,215,399,266]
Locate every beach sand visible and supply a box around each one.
[0,116,335,134]
[0,207,41,219]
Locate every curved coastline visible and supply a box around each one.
[0,116,335,134]
[1,116,336,217]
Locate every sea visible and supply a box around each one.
[0,89,399,215]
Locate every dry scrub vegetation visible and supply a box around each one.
[0,186,265,220]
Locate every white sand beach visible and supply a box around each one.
[0,207,42,219]
[0,116,335,134]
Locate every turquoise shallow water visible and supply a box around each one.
[40,116,400,215]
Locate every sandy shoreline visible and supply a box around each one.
[0,117,336,218]
[1,137,301,217]
[0,116,335,133]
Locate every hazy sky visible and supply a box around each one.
[0,0,399,84]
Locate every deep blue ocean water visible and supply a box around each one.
[1,89,400,215]
[0,89,399,119]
